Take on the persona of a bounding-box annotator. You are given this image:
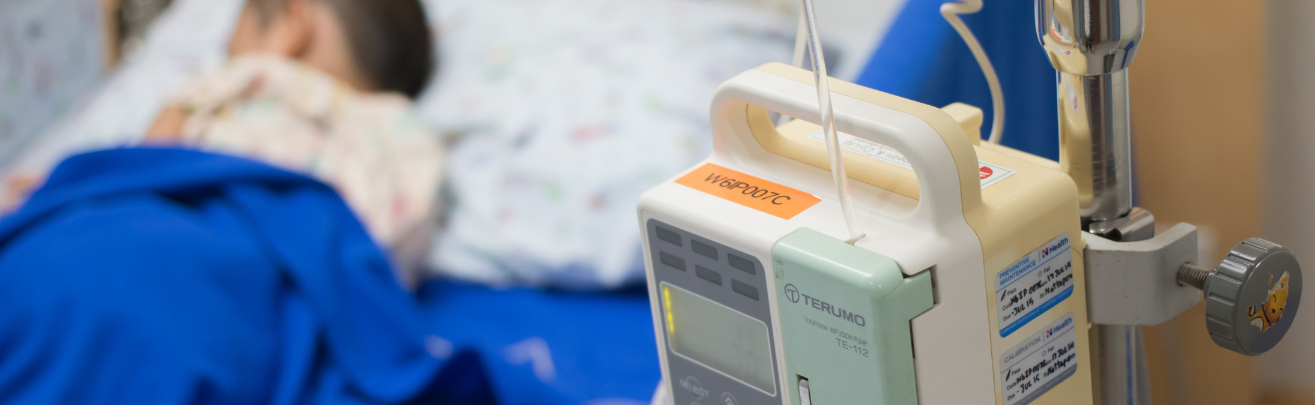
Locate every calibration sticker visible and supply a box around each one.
[996,234,1074,337]
[1000,313,1078,405]
[806,131,1017,188]
[674,163,822,220]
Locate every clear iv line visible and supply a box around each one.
[800,0,865,244]
[779,12,809,127]
[791,12,808,71]
[941,0,1006,144]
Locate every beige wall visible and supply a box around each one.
[101,0,121,67]
[1130,0,1270,404]
[1263,0,1315,403]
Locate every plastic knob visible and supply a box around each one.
[1179,238,1302,356]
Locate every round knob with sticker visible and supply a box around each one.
[1179,238,1302,356]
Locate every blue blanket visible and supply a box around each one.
[0,148,658,404]
[416,280,658,405]
[0,148,661,404]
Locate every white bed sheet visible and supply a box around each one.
[4,0,245,179]
[0,0,109,166]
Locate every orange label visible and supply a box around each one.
[674,163,821,220]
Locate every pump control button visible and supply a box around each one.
[678,376,708,400]
[720,392,737,405]
[695,265,723,286]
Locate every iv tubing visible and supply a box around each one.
[941,0,1006,144]
[800,0,865,244]
[791,12,808,69]
[779,13,808,127]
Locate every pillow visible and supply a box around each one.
[0,0,108,167]
[3,0,244,177]
[420,0,795,289]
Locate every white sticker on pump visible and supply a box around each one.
[806,131,1017,189]
[995,234,1074,337]
[1000,313,1078,405]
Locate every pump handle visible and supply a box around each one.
[708,65,984,229]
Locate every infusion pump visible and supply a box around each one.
[639,63,1096,405]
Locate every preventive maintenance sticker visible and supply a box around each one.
[996,234,1074,337]
[806,131,1017,189]
[1000,313,1078,405]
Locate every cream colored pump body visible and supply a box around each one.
[639,64,1094,404]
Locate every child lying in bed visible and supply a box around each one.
[144,0,442,276]
[0,0,440,281]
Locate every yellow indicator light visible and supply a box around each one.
[663,285,675,336]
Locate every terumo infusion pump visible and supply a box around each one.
[638,63,1093,405]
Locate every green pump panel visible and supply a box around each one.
[772,228,934,405]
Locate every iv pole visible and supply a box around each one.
[1036,1,1151,403]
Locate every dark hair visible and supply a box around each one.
[249,0,436,99]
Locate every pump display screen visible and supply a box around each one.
[661,283,775,393]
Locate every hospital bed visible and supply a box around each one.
[0,0,1061,403]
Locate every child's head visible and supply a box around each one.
[229,0,434,99]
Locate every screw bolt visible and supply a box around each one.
[1177,263,1210,290]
